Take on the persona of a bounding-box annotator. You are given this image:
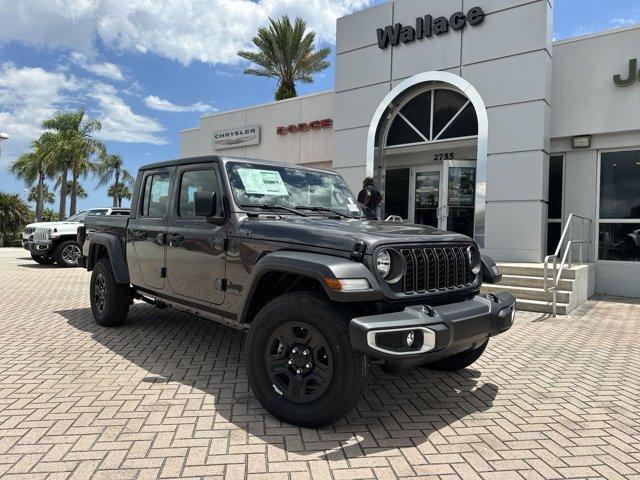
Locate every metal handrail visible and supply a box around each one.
[543,213,593,317]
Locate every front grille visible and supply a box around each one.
[33,228,49,242]
[396,245,474,294]
[23,227,35,235]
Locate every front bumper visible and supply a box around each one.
[28,241,53,256]
[350,293,516,361]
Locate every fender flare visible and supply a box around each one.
[239,250,383,323]
[87,233,130,284]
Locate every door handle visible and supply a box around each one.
[166,234,184,247]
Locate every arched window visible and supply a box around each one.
[385,87,478,147]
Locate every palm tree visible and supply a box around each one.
[108,183,132,207]
[27,184,55,205]
[238,15,330,100]
[65,181,88,201]
[96,153,134,207]
[0,193,30,246]
[41,208,58,222]
[9,138,52,222]
[41,110,103,218]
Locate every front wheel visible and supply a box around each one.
[422,340,489,372]
[31,253,55,265]
[90,258,131,327]
[53,240,82,268]
[245,292,368,428]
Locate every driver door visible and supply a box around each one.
[165,164,226,305]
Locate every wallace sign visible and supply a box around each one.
[377,6,485,49]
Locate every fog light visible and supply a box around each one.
[406,331,415,347]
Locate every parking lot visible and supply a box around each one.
[1,247,639,479]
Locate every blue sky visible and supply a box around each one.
[1,0,639,214]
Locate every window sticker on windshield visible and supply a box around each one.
[238,168,289,196]
[347,204,359,212]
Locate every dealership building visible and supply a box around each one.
[181,0,640,304]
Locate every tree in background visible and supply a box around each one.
[108,183,133,207]
[41,209,59,222]
[96,153,134,207]
[41,110,103,219]
[64,181,88,202]
[9,138,53,222]
[0,193,30,246]
[27,184,55,206]
[238,15,330,101]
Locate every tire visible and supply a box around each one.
[423,340,489,372]
[31,253,55,265]
[90,258,130,327]
[245,292,368,428]
[53,240,82,268]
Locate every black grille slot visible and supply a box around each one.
[434,248,447,289]
[413,249,426,292]
[394,244,474,295]
[400,249,415,293]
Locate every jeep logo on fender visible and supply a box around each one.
[276,119,333,135]
[377,6,485,50]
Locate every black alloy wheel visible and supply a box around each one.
[265,322,334,403]
[93,272,107,315]
[245,291,368,428]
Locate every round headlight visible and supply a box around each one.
[376,249,392,278]
[467,245,481,275]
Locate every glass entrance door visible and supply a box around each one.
[445,162,476,238]
[410,161,476,236]
[411,166,443,228]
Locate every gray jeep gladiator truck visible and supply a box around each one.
[79,155,515,427]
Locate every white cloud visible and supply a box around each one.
[610,17,638,28]
[0,63,83,163]
[0,0,370,66]
[144,95,215,113]
[70,52,125,82]
[90,84,167,145]
[0,63,166,168]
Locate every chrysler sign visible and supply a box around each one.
[213,125,260,149]
[377,6,485,49]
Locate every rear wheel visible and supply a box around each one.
[30,253,54,265]
[245,292,368,428]
[54,240,82,268]
[423,340,489,372]
[90,258,130,327]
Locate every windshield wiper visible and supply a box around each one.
[240,204,308,216]
[295,205,352,219]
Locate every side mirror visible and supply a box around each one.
[481,255,502,284]
[194,191,223,224]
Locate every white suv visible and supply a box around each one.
[23,208,130,267]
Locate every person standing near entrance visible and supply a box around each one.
[358,177,383,220]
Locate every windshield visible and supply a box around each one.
[64,209,107,222]
[65,211,88,222]
[226,162,362,217]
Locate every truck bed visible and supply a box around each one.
[83,215,129,261]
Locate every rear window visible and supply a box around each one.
[140,173,171,217]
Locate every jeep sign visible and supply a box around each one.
[213,125,260,149]
[377,6,485,50]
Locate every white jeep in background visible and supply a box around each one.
[23,208,130,267]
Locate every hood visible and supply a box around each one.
[246,216,471,253]
[24,222,61,230]
[32,221,81,230]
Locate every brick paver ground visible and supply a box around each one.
[0,247,639,479]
